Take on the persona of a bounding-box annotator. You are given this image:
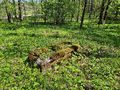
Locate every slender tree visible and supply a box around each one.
[22,0,27,17]
[18,0,22,21]
[80,0,88,29]
[4,0,12,23]
[113,0,119,19]
[76,0,80,22]
[103,0,112,24]
[12,0,17,19]
[115,6,119,19]
[98,0,107,24]
[70,0,76,22]
[89,0,94,19]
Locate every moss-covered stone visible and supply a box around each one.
[28,47,48,62]
[50,41,73,51]
[27,42,82,71]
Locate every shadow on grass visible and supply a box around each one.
[1,21,120,48]
[2,32,42,38]
[22,21,81,30]
[0,23,21,30]
[86,32,120,47]
[2,31,69,40]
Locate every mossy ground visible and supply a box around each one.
[0,21,120,89]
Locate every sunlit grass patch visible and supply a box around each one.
[0,22,120,89]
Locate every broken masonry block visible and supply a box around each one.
[27,42,81,72]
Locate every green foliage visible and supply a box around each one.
[41,0,77,24]
[0,22,120,89]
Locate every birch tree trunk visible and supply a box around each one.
[12,0,17,19]
[103,0,112,24]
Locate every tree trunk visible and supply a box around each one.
[76,0,80,22]
[115,8,119,19]
[80,0,88,29]
[4,0,12,23]
[98,0,106,24]
[23,2,27,18]
[103,0,111,24]
[89,0,94,19]
[6,9,12,23]
[18,0,22,21]
[12,0,17,19]
[114,3,119,19]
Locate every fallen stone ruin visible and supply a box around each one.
[27,42,81,72]
[27,41,118,72]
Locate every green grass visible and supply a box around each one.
[0,21,120,90]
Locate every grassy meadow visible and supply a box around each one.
[0,21,120,89]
